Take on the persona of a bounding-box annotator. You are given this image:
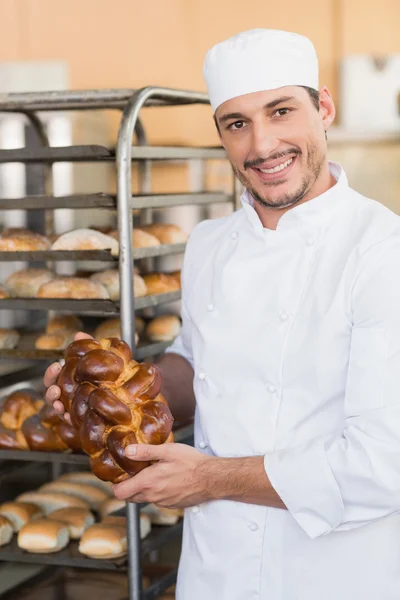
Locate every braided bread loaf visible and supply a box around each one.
[22,404,82,452]
[57,337,174,483]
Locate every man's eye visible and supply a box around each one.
[228,121,246,130]
[274,108,290,117]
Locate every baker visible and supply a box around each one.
[44,29,400,600]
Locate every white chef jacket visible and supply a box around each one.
[166,162,400,600]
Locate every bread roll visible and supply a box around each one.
[48,507,95,539]
[39,481,109,510]
[0,502,43,531]
[141,503,183,526]
[16,491,90,515]
[55,471,113,495]
[109,228,160,249]
[37,277,109,299]
[51,228,119,257]
[0,515,13,546]
[18,519,70,553]
[79,523,127,559]
[0,228,50,251]
[146,315,180,342]
[98,498,126,519]
[143,273,181,295]
[0,425,28,450]
[46,314,83,334]
[35,331,75,350]
[90,270,147,300]
[5,268,56,298]
[0,328,20,349]
[140,513,152,539]
[0,285,10,299]
[93,318,139,346]
[140,224,188,245]
[0,391,40,430]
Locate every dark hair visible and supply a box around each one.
[213,85,321,135]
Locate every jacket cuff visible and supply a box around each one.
[264,438,344,538]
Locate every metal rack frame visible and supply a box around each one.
[0,86,236,599]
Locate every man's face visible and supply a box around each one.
[215,86,335,210]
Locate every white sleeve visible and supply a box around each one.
[264,235,400,539]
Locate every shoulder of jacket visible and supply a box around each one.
[186,210,244,247]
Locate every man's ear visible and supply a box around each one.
[318,86,336,133]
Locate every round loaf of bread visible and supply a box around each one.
[51,228,119,257]
[101,512,151,539]
[39,481,109,510]
[79,522,127,558]
[0,328,20,350]
[146,315,181,342]
[16,491,90,515]
[55,471,113,495]
[0,228,50,251]
[93,318,139,346]
[18,519,70,553]
[143,273,181,295]
[35,331,75,350]
[48,507,95,539]
[0,515,13,547]
[37,277,109,299]
[90,270,147,300]
[140,224,188,245]
[0,502,43,532]
[141,503,183,526]
[21,403,81,452]
[5,268,56,298]
[46,314,83,334]
[0,391,40,430]
[109,228,160,249]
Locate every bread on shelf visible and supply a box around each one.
[17,519,70,553]
[37,277,110,299]
[109,228,160,249]
[5,268,56,298]
[39,481,109,510]
[0,425,29,450]
[0,391,42,431]
[0,502,43,531]
[16,491,90,515]
[98,497,126,519]
[46,314,83,334]
[55,471,113,495]
[93,318,139,346]
[78,522,127,559]
[0,515,13,547]
[142,272,181,295]
[140,224,188,245]
[146,315,181,342]
[35,331,76,350]
[0,285,10,299]
[0,228,50,251]
[47,507,95,539]
[0,328,20,349]
[141,503,183,526]
[90,269,147,300]
[51,228,119,257]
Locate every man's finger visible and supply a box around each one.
[113,474,145,500]
[43,362,62,388]
[125,443,171,461]
[74,332,93,341]
[45,385,61,404]
[53,400,65,414]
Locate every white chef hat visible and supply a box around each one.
[203,29,319,113]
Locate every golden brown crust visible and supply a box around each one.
[35,331,75,350]
[140,224,188,245]
[90,270,147,300]
[0,391,40,430]
[46,314,83,334]
[37,277,109,299]
[142,273,181,295]
[146,315,181,342]
[5,268,56,298]
[0,228,50,251]
[0,285,10,299]
[109,228,161,249]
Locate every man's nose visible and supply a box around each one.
[250,124,280,159]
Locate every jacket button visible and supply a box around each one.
[279,312,289,322]
[192,506,200,514]
[198,370,206,380]
[199,440,208,449]
[207,303,215,312]
[248,522,258,531]
[231,231,238,239]
[267,384,276,393]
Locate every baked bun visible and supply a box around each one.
[0,391,40,430]
[35,331,75,350]
[142,273,181,295]
[90,270,147,300]
[37,277,109,299]
[141,503,183,526]
[0,328,20,349]
[79,522,127,559]
[39,481,109,510]
[0,425,28,450]
[98,498,126,519]
[5,268,56,298]
[146,315,180,342]
[93,318,139,346]
[0,285,10,299]
[55,471,113,495]
[109,228,160,249]
[46,314,83,334]
[100,513,150,539]
[16,491,90,515]
[0,228,50,251]
[140,224,188,245]
[21,403,81,452]
[0,502,43,531]
[57,337,174,483]
[51,228,119,257]
[17,519,70,553]
[48,507,95,539]
[0,516,13,546]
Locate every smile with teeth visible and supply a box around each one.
[258,157,293,174]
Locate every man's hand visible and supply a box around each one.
[43,331,93,423]
[113,443,213,509]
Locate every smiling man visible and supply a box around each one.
[44,29,400,600]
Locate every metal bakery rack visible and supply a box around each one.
[0,88,237,599]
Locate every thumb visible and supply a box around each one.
[74,331,94,341]
[125,443,171,461]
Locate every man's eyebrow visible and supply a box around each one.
[217,96,297,124]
